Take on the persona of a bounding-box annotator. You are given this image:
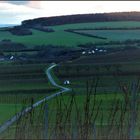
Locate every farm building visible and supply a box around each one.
[64,80,70,85]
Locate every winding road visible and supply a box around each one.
[0,63,71,134]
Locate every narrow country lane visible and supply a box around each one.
[0,63,71,134]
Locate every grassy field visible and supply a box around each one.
[75,29,140,41]
[54,62,140,94]
[51,21,140,31]
[1,21,140,48]
[0,104,22,125]
[0,29,104,48]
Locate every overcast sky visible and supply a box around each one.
[1,1,140,24]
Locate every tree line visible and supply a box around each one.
[22,12,140,27]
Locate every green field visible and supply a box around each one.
[75,29,140,41]
[0,104,22,125]
[51,21,140,31]
[0,29,104,48]
[54,62,140,94]
[1,21,140,48]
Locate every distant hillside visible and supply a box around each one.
[22,12,140,27]
[0,24,17,28]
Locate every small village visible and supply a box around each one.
[82,48,107,55]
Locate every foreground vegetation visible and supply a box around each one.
[1,60,140,139]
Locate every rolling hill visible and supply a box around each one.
[0,12,140,63]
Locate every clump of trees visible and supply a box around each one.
[79,39,140,49]
[33,25,54,32]
[33,45,81,62]
[0,39,27,51]
[8,26,32,36]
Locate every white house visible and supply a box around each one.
[92,50,95,54]
[88,51,92,54]
[64,80,70,85]
[99,49,103,52]
[82,51,86,55]
[10,56,14,60]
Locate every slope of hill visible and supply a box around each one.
[0,12,140,63]
[22,12,140,27]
